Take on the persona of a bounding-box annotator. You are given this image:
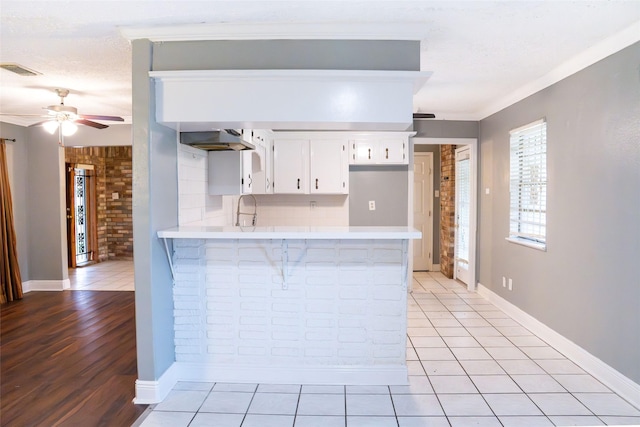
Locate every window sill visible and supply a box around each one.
[505,237,546,252]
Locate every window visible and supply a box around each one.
[508,119,547,250]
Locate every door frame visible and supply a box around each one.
[454,145,471,286]
[412,152,434,271]
[409,137,478,291]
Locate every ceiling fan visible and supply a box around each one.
[2,88,124,143]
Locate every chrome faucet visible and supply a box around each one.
[236,194,257,226]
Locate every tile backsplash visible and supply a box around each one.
[178,145,349,227]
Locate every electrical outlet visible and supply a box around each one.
[502,277,506,287]
[310,201,317,209]
[368,200,376,211]
[508,278,513,291]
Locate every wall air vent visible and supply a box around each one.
[0,63,41,76]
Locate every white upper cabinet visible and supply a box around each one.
[273,138,309,194]
[272,135,348,195]
[349,136,408,165]
[310,139,348,194]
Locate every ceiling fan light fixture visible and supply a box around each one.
[43,120,59,134]
[61,121,78,136]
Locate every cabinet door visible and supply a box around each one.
[273,139,309,194]
[253,130,273,194]
[351,139,377,164]
[310,139,347,194]
[378,138,406,164]
[241,150,254,194]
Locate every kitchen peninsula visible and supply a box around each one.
[158,225,421,386]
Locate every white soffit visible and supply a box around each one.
[120,22,428,42]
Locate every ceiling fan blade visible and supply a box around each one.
[76,119,109,129]
[80,114,124,122]
[413,113,436,119]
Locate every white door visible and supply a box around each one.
[413,153,433,271]
[454,146,471,286]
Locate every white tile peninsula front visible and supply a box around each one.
[157,226,421,386]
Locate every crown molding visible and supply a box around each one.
[120,21,428,42]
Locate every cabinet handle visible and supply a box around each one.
[297,178,300,190]
[368,148,371,160]
[386,148,389,159]
[316,178,319,190]
[266,178,270,190]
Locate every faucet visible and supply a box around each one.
[236,194,257,226]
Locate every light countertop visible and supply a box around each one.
[157,225,422,240]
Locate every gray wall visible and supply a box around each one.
[153,40,420,71]
[478,42,640,383]
[1,123,29,280]
[349,166,408,226]
[414,119,478,138]
[132,39,179,381]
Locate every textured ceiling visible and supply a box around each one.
[1,1,639,127]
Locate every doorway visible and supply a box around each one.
[410,138,477,291]
[413,152,434,271]
[66,163,98,268]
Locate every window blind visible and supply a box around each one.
[509,119,547,244]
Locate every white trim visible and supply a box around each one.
[120,22,428,42]
[133,361,407,404]
[22,279,70,292]
[477,21,640,120]
[134,363,180,404]
[505,236,547,252]
[431,264,441,272]
[477,283,640,410]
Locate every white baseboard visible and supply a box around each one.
[134,363,179,404]
[134,362,407,404]
[22,279,70,292]
[477,283,640,410]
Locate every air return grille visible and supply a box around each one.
[0,63,41,76]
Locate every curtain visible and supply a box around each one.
[0,139,23,303]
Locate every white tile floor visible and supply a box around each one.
[133,272,640,427]
[69,260,134,291]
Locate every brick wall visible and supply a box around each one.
[105,146,133,259]
[64,146,133,261]
[440,145,455,278]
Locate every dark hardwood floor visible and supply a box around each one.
[1,291,147,426]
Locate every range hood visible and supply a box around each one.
[180,129,255,151]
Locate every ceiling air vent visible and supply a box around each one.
[0,63,41,76]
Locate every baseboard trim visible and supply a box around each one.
[477,283,640,410]
[23,279,71,292]
[134,363,179,404]
[175,362,408,388]
[133,362,407,404]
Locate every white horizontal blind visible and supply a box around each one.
[509,119,547,244]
